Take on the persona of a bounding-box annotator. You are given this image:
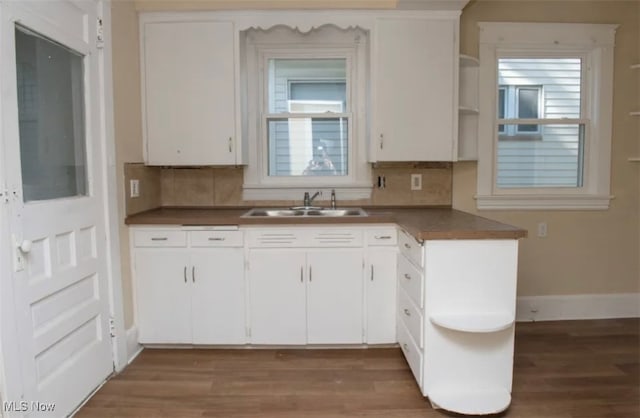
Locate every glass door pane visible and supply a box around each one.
[15,26,87,202]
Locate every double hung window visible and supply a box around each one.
[476,23,616,209]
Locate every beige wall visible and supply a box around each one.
[112,0,146,328]
[453,0,640,296]
[111,0,640,328]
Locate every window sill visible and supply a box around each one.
[475,194,614,210]
[243,184,372,201]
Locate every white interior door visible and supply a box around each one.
[1,1,113,416]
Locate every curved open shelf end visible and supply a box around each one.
[460,54,480,67]
[430,312,514,333]
[429,387,511,415]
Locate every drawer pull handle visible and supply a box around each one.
[228,137,233,153]
[403,308,411,316]
[192,266,195,283]
[300,266,303,283]
[375,235,391,240]
[208,237,225,241]
[402,343,409,353]
[370,265,374,281]
[151,237,168,241]
[183,266,187,283]
[404,273,411,280]
[404,243,411,249]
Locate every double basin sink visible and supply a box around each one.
[243,207,368,218]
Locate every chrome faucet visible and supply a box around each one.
[330,189,337,209]
[303,191,321,207]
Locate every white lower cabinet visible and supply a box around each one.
[366,247,397,344]
[396,232,519,415]
[248,250,307,344]
[135,251,192,343]
[133,228,245,345]
[248,247,364,345]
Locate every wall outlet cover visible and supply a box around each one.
[130,179,140,198]
[411,174,422,191]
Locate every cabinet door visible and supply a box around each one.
[366,248,397,344]
[134,250,191,343]
[248,250,307,344]
[143,21,236,165]
[190,249,245,344]
[373,18,456,161]
[306,249,364,344]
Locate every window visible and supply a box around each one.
[498,84,543,136]
[477,23,617,210]
[242,26,371,200]
[267,59,348,177]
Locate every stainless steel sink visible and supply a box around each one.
[242,207,368,218]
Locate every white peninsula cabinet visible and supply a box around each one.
[372,16,458,161]
[396,228,519,415]
[132,228,246,344]
[141,19,241,165]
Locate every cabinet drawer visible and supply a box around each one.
[398,287,423,348]
[398,319,423,387]
[133,230,187,247]
[190,230,243,247]
[398,229,423,267]
[366,228,398,246]
[398,254,424,309]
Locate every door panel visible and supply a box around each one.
[367,248,397,344]
[134,251,191,343]
[248,250,306,344]
[191,249,245,344]
[2,1,114,416]
[307,249,364,344]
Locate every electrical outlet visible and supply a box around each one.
[410,174,422,191]
[130,179,140,198]
[537,222,547,238]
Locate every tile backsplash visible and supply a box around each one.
[124,162,452,215]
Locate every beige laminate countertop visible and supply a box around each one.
[125,207,527,240]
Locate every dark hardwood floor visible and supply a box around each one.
[77,319,639,418]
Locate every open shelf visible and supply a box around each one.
[430,312,514,333]
[429,386,511,415]
[629,158,640,162]
[459,106,479,115]
[630,111,640,116]
[631,64,640,70]
[460,54,480,67]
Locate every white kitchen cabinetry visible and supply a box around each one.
[372,17,458,162]
[141,20,240,165]
[365,228,398,344]
[248,250,307,345]
[247,227,366,345]
[135,250,192,343]
[397,230,519,415]
[132,228,245,345]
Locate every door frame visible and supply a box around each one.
[0,0,126,411]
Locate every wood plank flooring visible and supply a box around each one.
[77,319,639,418]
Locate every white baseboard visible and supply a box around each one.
[125,326,143,364]
[516,293,640,322]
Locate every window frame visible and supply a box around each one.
[476,22,617,210]
[498,84,544,138]
[242,27,372,201]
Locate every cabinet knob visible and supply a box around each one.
[17,239,32,253]
[404,273,411,280]
[403,308,411,316]
[404,243,411,249]
[402,343,409,353]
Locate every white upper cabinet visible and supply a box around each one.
[141,20,239,165]
[372,17,458,161]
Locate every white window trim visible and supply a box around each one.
[476,22,617,210]
[243,29,372,201]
